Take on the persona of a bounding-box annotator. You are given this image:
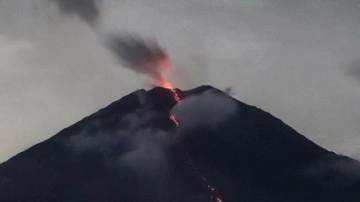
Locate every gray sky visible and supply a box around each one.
[0,0,359,162]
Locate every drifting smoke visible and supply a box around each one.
[68,95,173,176]
[224,86,235,96]
[105,35,171,87]
[302,156,360,187]
[65,90,181,200]
[348,58,360,83]
[172,89,237,133]
[51,0,100,26]
[51,0,172,87]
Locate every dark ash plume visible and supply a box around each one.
[348,58,360,83]
[224,86,235,96]
[50,0,170,85]
[51,0,99,25]
[105,35,170,83]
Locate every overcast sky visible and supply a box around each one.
[0,0,359,162]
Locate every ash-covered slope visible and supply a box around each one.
[0,86,359,202]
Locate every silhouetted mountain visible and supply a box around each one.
[1,86,359,202]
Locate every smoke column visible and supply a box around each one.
[104,34,172,87]
[51,0,173,87]
[51,0,99,26]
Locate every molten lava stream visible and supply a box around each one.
[169,114,179,127]
[163,83,223,202]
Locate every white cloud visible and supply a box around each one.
[67,107,173,174]
[172,89,237,133]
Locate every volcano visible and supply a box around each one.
[0,86,359,202]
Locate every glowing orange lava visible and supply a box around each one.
[158,77,182,103]
[169,114,179,127]
[156,54,222,202]
[165,82,222,202]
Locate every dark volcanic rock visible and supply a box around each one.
[0,86,359,202]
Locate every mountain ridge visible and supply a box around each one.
[1,85,359,202]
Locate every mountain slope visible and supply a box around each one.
[0,86,359,202]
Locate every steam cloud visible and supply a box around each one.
[302,156,360,187]
[68,103,173,176]
[65,90,180,199]
[172,89,237,133]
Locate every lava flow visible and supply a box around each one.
[152,49,222,201]
[159,79,223,202]
[109,34,222,200]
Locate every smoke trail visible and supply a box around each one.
[348,58,360,83]
[105,34,171,85]
[50,0,171,86]
[51,0,99,26]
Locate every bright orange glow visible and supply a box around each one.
[158,78,174,89]
[154,54,174,89]
[158,53,222,202]
[158,77,181,103]
[154,54,181,103]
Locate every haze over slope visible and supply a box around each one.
[0,0,359,163]
[1,86,360,202]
